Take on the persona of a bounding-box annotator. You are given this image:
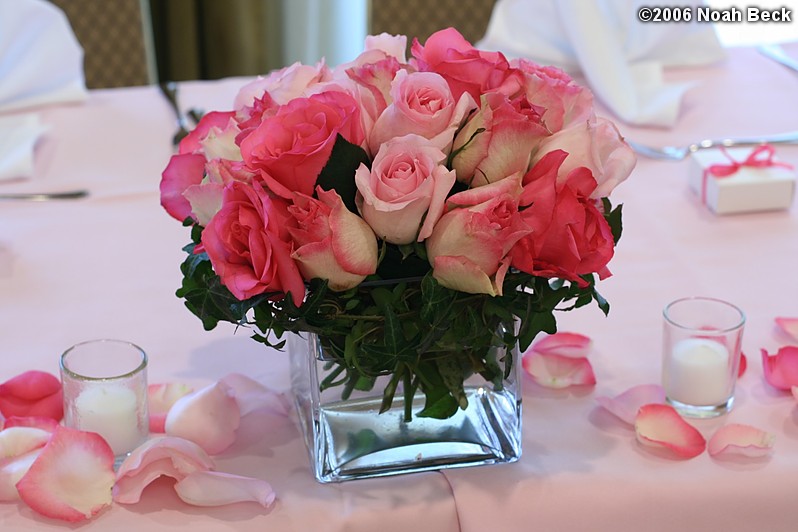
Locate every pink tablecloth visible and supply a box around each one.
[1,44,798,531]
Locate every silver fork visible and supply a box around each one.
[627,131,798,161]
[0,190,89,201]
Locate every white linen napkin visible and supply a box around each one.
[478,0,726,127]
[0,113,48,182]
[0,0,87,114]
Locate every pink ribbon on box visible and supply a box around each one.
[701,144,793,205]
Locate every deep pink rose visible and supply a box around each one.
[411,27,522,102]
[452,92,548,187]
[530,117,636,199]
[355,134,455,244]
[0,371,63,421]
[288,187,378,291]
[202,181,304,303]
[240,91,365,199]
[512,151,615,284]
[426,174,531,296]
[513,59,594,132]
[160,153,207,222]
[368,70,475,155]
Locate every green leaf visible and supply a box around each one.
[602,198,623,244]
[315,134,370,213]
[436,356,468,410]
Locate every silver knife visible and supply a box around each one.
[758,44,798,74]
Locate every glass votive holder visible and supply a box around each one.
[662,297,745,418]
[60,339,149,465]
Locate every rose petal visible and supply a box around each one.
[0,449,40,501]
[761,346,798,390]
[792,386,798,400]
[173,470,276,508]
[707,423,775,458]
[148,382,195,433]
[3,416,60,432]
[16,426,115,522]
[219,373,290,417]
[595,384,666,425]
[531,332,592,358]
[113,436,215,504]
[634,404,706,458]
[0,371,63,421]
[0,426,52,459]
[738,352,747,378]
[165,381,241,455]
[775,317,798,342]
[522,350,596,388]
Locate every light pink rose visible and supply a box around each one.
[530,117,636,199]
[233,60,330,110]
[288,187,378,291]
[426,174,531,296]
[411,27,522,102]
[240,90,365,199]
[202,181,305,304]
[452,92,549,187]
[355,134,455,244]
[513,59,594,132]
[368,70,476,155]
[364,33,408,63]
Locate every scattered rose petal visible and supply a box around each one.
[0,371,63,421]
[220,373,290,417]
[595,384,666,425]
[0,449,40,501]
[16,426,115,522]
[634,404,706,458]
[708,423,775,458]
[738,352,747,378]
[173,470,276,508]
[530,332,592,358]
[3,416,60,432]
[761,346,798,390]
[148,382,194,433]
[522,351,596,388]
[165,381,241,455]
[0,426,52,459]
[775,317,798,342]
[114,436,215,504]
[792,386,798,400]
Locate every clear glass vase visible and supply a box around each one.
[288,329,522,483]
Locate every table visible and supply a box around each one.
[1,43,798,531]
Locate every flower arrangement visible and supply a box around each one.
[160,28,635,421]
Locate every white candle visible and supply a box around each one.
[666,338,731,406]
[74,384,145,455]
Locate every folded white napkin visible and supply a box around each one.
[478,0,726,127]
[0,113,48,182]
[0,0,87,114]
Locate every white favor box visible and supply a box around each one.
[688,147,796,214]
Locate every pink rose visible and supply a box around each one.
[530,117,636,199]
[355,134,455,244]
[202,181,304,303]
[411,28,522,102]
[288,187,378,291]
[512,151,615,284]
[364,33,408,63]
[233,60,330,109]
[426,174,531,296]
[513,59,594,132]
[240,90,365,199]
[368,70,475,155]
[451,92,548,187]
[345,57,404,120]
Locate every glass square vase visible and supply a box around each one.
[288,330,522,483]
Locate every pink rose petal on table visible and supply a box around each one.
[738,352,747,378]
[0,449,40,501]
[530,332,592,358]
[522,351,596,388]
[148,382,195,433]
[634,404,706,459]
[16,426,115,522]
[3,416,60,432]
[595,384,666,425]
[0,426,52,459]
[775,317,798,341]
[761,346,798,390]
[708,423,775,458]
[113,436,215,504]
[165,381,241,454]
[0,371,63,421]
[173,470,276,508]
[220,373,290,416]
